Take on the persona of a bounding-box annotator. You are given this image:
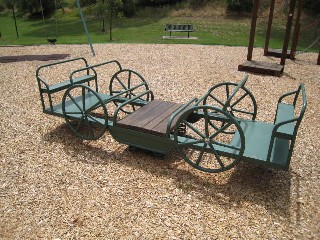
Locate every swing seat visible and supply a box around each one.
[47,38,57,45]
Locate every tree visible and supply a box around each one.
[96,0,122,41]
[0,0,19,38]
[303,0,320,15]
[226,0,253,14]
[14,0,55,16]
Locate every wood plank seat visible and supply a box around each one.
[238,60,284,77]
[265,49,291,59]
[117,100,184,137]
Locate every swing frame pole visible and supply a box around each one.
[76,0,96,57]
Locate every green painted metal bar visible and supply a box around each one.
[76,0,95,57]
[113,90,155,124]
[166,97,198,137]
[223,75,249,111]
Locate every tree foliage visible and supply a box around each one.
[303,0,320,16]
[226,0,253,13]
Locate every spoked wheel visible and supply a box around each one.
[173,105,245,173]
[62,84,108,140]
[203,82,257,121]
[109,69,150,114]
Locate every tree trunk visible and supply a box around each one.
[102,18,105,32]
[109,0,113,41]
[12,5,19,38]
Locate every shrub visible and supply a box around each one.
[227,0,253,13]
[303,0,320,16]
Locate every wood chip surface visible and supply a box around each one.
[0,44,319,239]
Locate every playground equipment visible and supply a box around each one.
[36,58,307,173]
[39,0,59,45]
[238,0,320,76]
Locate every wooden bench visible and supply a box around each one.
[165,24,195,38]
[231,84,307,170]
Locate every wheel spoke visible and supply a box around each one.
[226,84,230,100]
[85,117,95,137]
[231,92,248,108]
[208,94,224,106]
[67,93,82,112]
[115,76,128,91]
[208,142,225,168]
[208,120,220,131]
[204,109,209,137]
[209,122,233,140]
[184,121,206,139]
[195,143,206,166]
[87,114,103,125]
[127,71,132,89]
[75,118,83,132]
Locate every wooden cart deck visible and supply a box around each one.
[117,100,184,137]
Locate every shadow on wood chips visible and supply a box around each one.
[44,123,300,219]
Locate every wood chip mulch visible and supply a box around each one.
[0,44,319,239]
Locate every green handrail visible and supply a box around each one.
[166,97,198,137]
[223,75,249,112]
[113,90,154,124]
[69,60,122,82]
[266,83,307,164]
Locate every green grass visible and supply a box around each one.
[0,11,319,52]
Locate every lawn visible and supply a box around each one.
[0,10,319,52]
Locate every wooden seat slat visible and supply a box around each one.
[143,102,182,133]
[117,100,184,136]
[117,100,166,126]
[133,101,177,129]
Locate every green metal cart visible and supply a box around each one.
[36,58,307,173]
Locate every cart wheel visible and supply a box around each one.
[173,105,245,173]
[109,69,150,114]
[62,84,108,140]
[203,82,257,121]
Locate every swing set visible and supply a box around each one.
[39,0,58,44]
[238,0,320,77]
[39,0,95,56]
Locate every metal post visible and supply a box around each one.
[76,0,96,57]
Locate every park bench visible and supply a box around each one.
[165,24,195,38]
